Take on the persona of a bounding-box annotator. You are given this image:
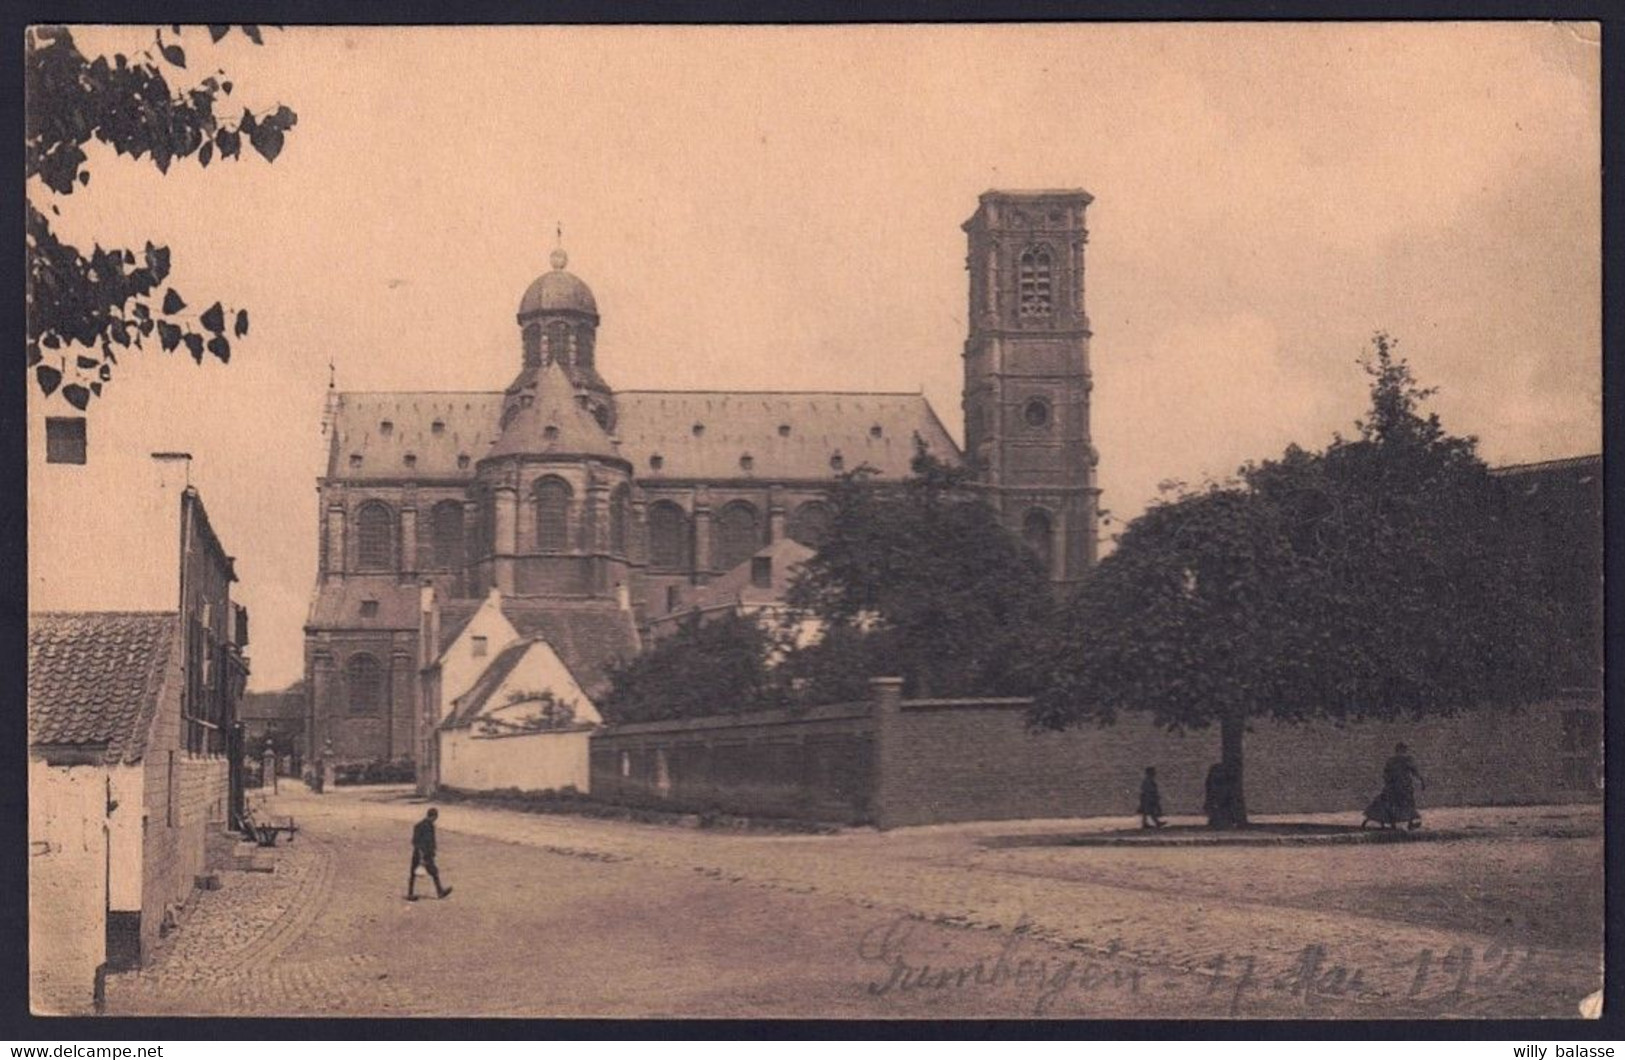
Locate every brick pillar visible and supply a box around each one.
[768,486,786,543]
[389,648,415,763]
[400,505,418,578]
[325,505,346,580]
[493,486,517,595]
[692,488,712,583]
[869,676,905,830]
[309,650,335,766]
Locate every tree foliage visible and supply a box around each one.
[1031,334,1572,822]
[786,440,1055,697]
[25,25,297,409]
[599,611,785,724]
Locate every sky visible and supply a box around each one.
[28,23,1601,691]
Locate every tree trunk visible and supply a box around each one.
[1220,712,1248,827]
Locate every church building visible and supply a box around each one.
[303,190,1102,767]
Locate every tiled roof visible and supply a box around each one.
[441,638,536,729]
[1490,454,1601,479]
[306,577,422,631]
[327,392,500,480]
[432,597,639,698]
[240,683,306,722]
[28,612,178,764]
[486,361,622,463]
[327,389,960,483]
[688,537,815,610]
[499,601,640,700]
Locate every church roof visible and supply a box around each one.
[306,576,421,630]
[485,360,623,463]
[328,389,959,482]
[29,612,178,764]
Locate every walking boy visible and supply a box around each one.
[407,807,453,901]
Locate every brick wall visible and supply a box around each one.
[138,636,229,963]
[585,681,1600,830]
[28,760,108,1015]
[871,679,1603,828]
[589,703,874,823]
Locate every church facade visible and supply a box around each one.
[303,190,1102,766]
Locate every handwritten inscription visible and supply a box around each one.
[857,914,1542,1017]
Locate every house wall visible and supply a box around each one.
[437,597,521,721]
[440,727,594,793]
[28,759,109,1015]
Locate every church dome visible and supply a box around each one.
[518,248,598,319]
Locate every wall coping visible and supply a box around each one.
[595,701,871,738]
[468,723,597,742]
[898,697,1034,711]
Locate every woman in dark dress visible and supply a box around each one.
[1364,742,1426,830]
[1138,766,1166,829]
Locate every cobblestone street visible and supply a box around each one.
[105,787,1603,1019]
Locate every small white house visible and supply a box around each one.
[436,637,600,793]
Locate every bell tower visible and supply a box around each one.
[961,189,1099,585]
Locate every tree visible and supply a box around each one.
[599,611,785,724]
[25,25,298,410]
[1031,334,1569,825]
[786,440,1055,697]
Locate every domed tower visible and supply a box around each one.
[517,247,616,432]
[471,282,635,601]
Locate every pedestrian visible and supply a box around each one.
[1138,766,1167,829]
[407,807,453,901]
[1363,742,1426,831]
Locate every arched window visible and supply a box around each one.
[471,488,493,562]
[346,653,384,715]
[1019,245,1054,318]
[1023,508,1054,574]
[609,485,630,556]
[428,501,464,569]
[648,501,689,570]
[787,501,834,549]
[547,321,570,367]
[356,501,395,571]
[713,501,761,572]
[534,476,572,552]
[522,323,542,367]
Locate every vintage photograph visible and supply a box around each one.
[25,23,1601,1020]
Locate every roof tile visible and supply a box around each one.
[28,612,178,764]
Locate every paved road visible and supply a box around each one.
[105,788,1602,1019]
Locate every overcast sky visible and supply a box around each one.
[32,23,1600,691]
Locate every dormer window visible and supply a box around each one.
[649,454,665,471]
[830,452,845,472]
[692,423,705,437]
[359,600,379,618]
[350,453,364,469]
[457,454,471,470]
[777,424,791,437]
[869,424,883,439]
[403,453,417,469]
[739,453,754,473]
[543,425,560,442]
[380,420,394,436]
[431,420,445,435]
